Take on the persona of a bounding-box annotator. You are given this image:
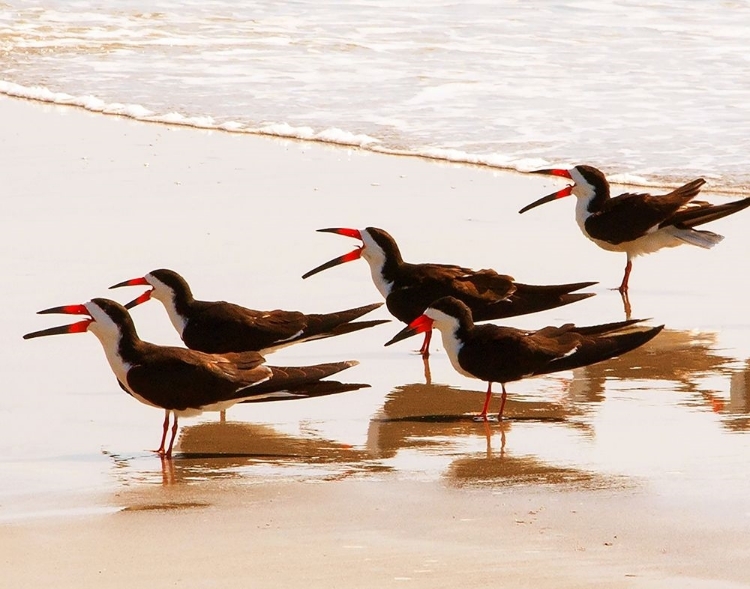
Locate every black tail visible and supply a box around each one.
[541,325,664,375]
[669,197,750,229]
[569,318,648,336]
[476,281,597,321]
[514,280,598,295]
[300,302,389,341]
[253,360,360,392]
[241,379,370,402]
[667,178,706,203]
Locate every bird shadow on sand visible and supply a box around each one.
[105,420,388,490]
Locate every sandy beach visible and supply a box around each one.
[2,96,750,588]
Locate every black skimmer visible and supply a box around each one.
[109,268,388,354]
[302,227,597,357]
[385,296,663,420]
[23,298,364,458]
[519,165,750,294]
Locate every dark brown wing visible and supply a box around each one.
[251,361,359,392]
[125,345,272,411]
[399,262,515,291]
[453,268,518,300]
[385,263,516,323]
[457,321,663,384]
[457,324,578,384]
[184,301,309,353]
[585,179,705,244]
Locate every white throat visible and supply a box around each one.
[569,168,597,236]
[360,230,393,298]
[84,302,135,395]
[427,309,474,379]
[148,276,188,337]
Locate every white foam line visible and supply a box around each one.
[2,79,742,195]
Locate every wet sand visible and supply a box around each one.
[2,96,750,587]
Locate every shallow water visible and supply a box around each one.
[1,1,749,189]
[2,101,750,522]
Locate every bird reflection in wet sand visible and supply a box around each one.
[620,290,633,319]
[368,382,615,489]
[568,328,734,405]
[367,381,582,461]
[446,453,619,489]
[108,421,382,488]
[718,361,750,432]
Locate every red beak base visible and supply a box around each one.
[532,168,573,179]
[109,277,149,289]
[37,304,90,316]
[25,303,93,339]
[384,314,435,346]
[519,170,575,214]
[316,227,363,240]
[23,318,92,340]
[302,227,366,279]
[124,289,153,309]
[302,247,363,279]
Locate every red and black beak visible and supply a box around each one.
[519,169,574,214]
[23,304,92,340]
[302,228,364,279]
[384,314,434,347]
[109,276,152,309]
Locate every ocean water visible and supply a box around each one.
[1,0,749,190]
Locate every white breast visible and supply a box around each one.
[439,330,475,379]
[360,230,393,298]
[428,309,476,380]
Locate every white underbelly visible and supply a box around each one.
[586,227,685,258]
[184,391,301,415]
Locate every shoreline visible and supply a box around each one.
[1,87,740,195]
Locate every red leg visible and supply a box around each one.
[422,355,432,385]
[618,259,632,294]
[165,414,179,459]
[155,410,170,455]
[620,289,632,319]
[497,383,508,419]
[419,329,432,358]
[479,382,493,419]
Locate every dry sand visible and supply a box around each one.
[2,96,750,588]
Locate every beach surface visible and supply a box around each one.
[2,96,750,587]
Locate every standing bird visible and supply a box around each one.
[302,227,596,357]
[385,296,663,420]
[110,268,388,354]
[519,165,750,294]
[24,298,364,458]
